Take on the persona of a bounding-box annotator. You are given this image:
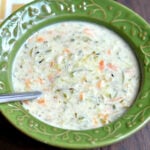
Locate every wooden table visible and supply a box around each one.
[0,0,149,149]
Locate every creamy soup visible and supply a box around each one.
[12,21,139,130]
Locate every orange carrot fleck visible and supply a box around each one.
[83,28,93,36]
[25,79,31,88]
[79,92,84,101]
[107,49,111,55]
[37,98,45,104]
[107,63,117,71]
[103,114,108,120]
[99,60,105,71]
[63,48,71,53]
[96,80,102,88]
[37,36,45,42]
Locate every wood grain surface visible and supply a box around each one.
[0,0,149,150]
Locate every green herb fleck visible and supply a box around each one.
[53,35,61,40]
[63,93,67,98]
[56,89,61,92]
[45,49,52,53]
[112,104,116,109]
[69,88,74,94]
[78,116,84,120]
[74,112,78,118]
[70,72,74,78]
[70,38,75,42]
[38,58,44,64]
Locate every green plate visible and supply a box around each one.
[0,0,150,149]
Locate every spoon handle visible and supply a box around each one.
[0,91,42,103]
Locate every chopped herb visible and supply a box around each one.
[63,100,67,104]
[56,89,61,92]
[95,76,99,80]
[78,116,84,120]
[35,51,40,54]
[120,99,124,103]
[38,58,44,64]
[70,38,75,42]
[24,44,29,48]
[77,50,82,55]
[95,52,100,56]
[82,36,91,42]
[112,104,116,109]
[69,72,74,77]
[43,41,48,44]
[45,49,52,53]
[92,51,96,55]
[106,93,112,98]
[111,73,114,77]
[53,35,61,40]
[63,93,67,98]
[74,112,78,118]
[19,65,23,68]
[29,48,34,56]
[122,71,125,83]
[69,88,74,93]
[123,106,129,109]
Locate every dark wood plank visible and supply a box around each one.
[96,124,150,150]
[118,0,150,23]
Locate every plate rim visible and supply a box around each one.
[0,0,150,149]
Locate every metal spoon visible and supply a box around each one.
[0,91,42,103]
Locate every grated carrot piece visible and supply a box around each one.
[99,60,105,71]
[96,80,102,88]
[103,114,108,120]
[37,98,45,104]
[25,79,31,88]
[36,36,45,42]
[63,48,71,53]
[107,63,117,71]
[79,92,84,101]
[83,28,93,36]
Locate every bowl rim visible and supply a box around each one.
[0,0,150,149]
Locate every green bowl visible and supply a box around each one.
[0,0,150,149]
